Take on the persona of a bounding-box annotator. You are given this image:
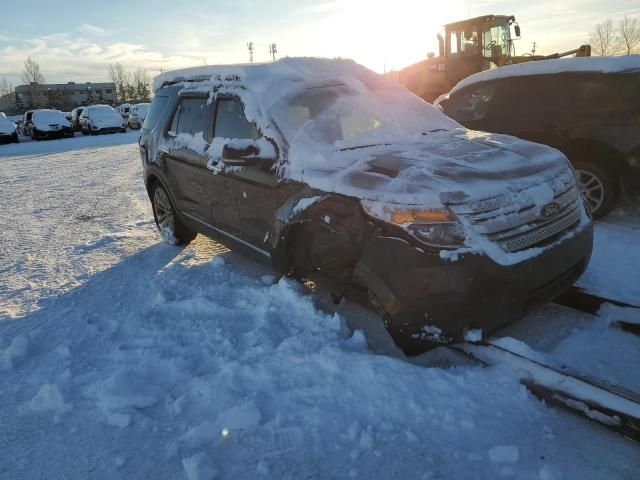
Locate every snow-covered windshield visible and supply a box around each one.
[271,83,458,149]
[32,110,70,129]
[87,106,122,122]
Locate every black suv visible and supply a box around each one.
[140,58,593,353]
[437,57,640,218]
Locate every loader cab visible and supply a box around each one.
[443,15,518,87]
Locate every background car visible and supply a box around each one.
[127,103,150,129]
[436,56,640,218]
[116,103,131,119]
[30,109,74,140]
[80,105,127,135]
[70,107,85,131]
[0,115,19,143]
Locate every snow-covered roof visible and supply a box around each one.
[152,57,386,94]
[451,55,640,94]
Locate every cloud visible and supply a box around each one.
[79,24,109,37]
[0,33,12,41]
[0,32,203,84]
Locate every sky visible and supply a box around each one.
[1,0,639,85]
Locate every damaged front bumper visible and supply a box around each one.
[353,217,594,348]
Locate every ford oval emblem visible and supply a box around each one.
[540,202,561,219]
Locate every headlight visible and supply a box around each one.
[363,204,466,248]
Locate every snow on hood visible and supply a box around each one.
[0,116,16,134]
[86,106,124,128]
[32,110,71,131]
[451,55,640,95]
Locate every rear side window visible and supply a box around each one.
[143,96,169,130]
[570,73,640,122]
[214,99,259,140]
[170,97,212,137]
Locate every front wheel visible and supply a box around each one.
[573,161,618,219]
[152,184,196,245]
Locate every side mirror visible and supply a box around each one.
[222,140,276,168]
[514,24,521,38]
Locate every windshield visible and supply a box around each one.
[482,22,510,59]
[271,83,457,149]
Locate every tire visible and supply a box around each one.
[151,184,196,246]
[573,161,618,219]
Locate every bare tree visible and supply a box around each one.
[0,78,13,96]
[590,19,618,56]
[22,56,46,108]
[108,63,131,103]
[618,16,640,55]
[133,68,151,102]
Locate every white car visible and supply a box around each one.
[79,105,127,135]
[128,103,150,129]
[0,115,19,143]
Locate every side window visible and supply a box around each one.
[445,83,496,123]
[169,97,211,137]
[214,99,259,140]
[493,77,568,126]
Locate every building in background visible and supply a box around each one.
[15,81,117,111]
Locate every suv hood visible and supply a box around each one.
[290,130,571,208]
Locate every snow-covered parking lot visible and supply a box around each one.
[1,135,639,479]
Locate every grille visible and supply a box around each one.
[497,206,581,252]
[450,170,583,253]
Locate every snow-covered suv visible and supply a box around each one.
[140,58,593,353]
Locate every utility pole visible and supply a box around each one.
[269,43,278,62]
[531,42,537,55]
[247,42,254,63]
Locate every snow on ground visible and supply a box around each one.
[1,138,639,479]
[577,205,640,306]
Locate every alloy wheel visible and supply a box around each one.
[576,169,605,214]
[153,187,176,242]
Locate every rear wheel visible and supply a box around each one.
[152,184,196,246]
[573,161,618,219]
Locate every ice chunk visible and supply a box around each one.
[2,334,29,370]
[489,445,520,464]
[29,383,72,420]
[182,452,219,480]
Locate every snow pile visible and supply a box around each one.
[451,55,640,94]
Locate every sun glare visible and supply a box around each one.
[319,0,468,72]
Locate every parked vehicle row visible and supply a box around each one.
[435,56,640,218]
[141,58,593,353]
